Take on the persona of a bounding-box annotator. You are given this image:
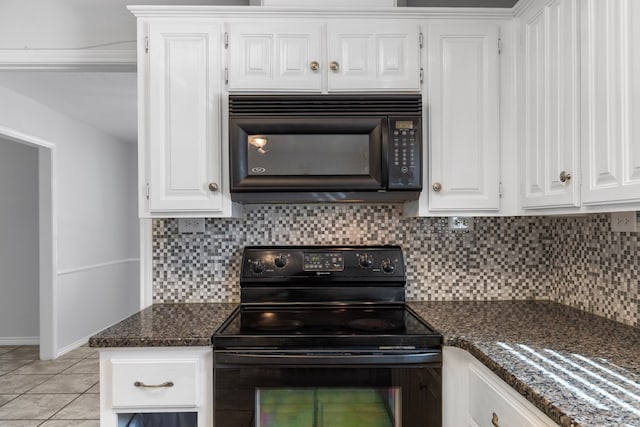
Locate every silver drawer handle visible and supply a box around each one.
[134,381,174,388]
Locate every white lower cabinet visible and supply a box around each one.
[443,346,557,427]
[99,347,211,427]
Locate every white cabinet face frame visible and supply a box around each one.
[520,0,580,209]
[226,22,323,92]
[147,22,223,212]
[99,347,212,427]
[427,21,501,211]
[326,22,421,91]
[581,0,640,205]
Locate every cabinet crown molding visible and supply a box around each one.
[128,5,514,20]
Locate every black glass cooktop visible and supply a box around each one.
[213,305,442,350]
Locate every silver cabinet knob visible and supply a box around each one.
[560,171,572,183]
[208,182,219,192]
[310,61,320,71]
[432,182,442,192]
[329,61,340,71]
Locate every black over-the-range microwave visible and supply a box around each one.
[228,94,423,203]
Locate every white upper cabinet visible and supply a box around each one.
[581,0,640,205]
[146,21,224,213]
[326,22,421,91]
[427,21,501,211]
[519,0,580,209]
[227,22,323,92]
[227,21,421,92]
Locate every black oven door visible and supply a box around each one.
[229,117,386,192]
[213,351,442,427]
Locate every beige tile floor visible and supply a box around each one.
[0,345,99,427]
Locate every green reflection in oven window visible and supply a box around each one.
[257,388,397,427]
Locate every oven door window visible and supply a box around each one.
[230,117,386,191]
[256,387,400,427]
[214,364,441,427]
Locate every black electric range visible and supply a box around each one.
[212,246,442,427]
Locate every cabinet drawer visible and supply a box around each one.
[111,359,199,408]
[468,364,548,427]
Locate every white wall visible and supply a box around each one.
[0,0,248,49]
[0,138,39,343]
[0,85,139,356]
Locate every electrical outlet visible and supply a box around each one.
[448,216,474,231]
[178,218,205,233]
[610,212,637,232]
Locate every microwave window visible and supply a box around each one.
[247,134,370,175]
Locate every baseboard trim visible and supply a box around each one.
[0,336,39,346]
[55,334,94,358]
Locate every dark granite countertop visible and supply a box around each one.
[89,303,237,347]
[409,300,640,427]
[89,300,640,426]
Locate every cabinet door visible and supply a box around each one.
[468,364,555,427]
[443,347,557,427]
[427,22,501,211]
[520,0,580,209]
[581,0,640,205]
[227,23,322,92]
[148,22,223,212]
[326,22,421,91]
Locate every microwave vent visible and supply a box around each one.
[229,94,422,115]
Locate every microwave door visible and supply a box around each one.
[230,117,385,192]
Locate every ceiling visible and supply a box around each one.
[0,0,518,145]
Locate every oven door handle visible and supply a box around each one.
[214,351,441,366]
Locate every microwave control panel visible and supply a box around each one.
[388,117,421,189]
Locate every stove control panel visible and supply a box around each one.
[241,246,405,280]
[303,252,344,271]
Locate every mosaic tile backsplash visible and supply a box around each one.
[152,206,639,327]
[547,214,639,327]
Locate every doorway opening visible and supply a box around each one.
[0,126,56,360]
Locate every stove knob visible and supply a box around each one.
[274,255,287,268]
[381,259,396,273]
[359,254,373,268]
[250,260,265,274]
